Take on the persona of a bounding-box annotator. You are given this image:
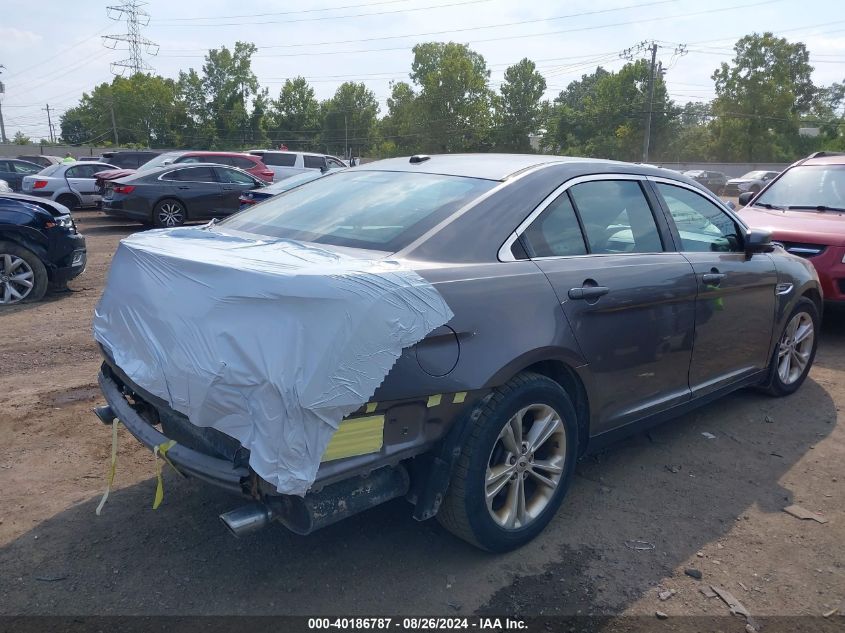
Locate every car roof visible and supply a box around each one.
[182,151,256,158]
[800,153,845,166]
[251,150,335,158]
[353,153,671,182]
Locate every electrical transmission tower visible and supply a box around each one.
[621,41,687,163]
[102,0,159,76]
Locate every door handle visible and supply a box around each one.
[701,271,726,285]
[177,185,190,190]
[568,286,609,300]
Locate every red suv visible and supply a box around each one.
[738,151,845,302]
[94,151,274,193]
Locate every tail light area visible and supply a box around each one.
[112,185,136,194]
[33,180,48,189]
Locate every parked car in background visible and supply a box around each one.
[102,163,266,227]
[17,155,61,168]
[0,158,43,192]
[0,192,86,305]
[77,156,104,162]
[21,162,119,210]
[248,150,347,180]
[724,170,780,196]
[94,154,821,551]
[738,151,845,303]
[94,151,273,193]
[683,169,728,194]
[238,169,330,208]
[100,150,161,169]
[0,180,11,193]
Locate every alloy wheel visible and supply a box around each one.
[0,253,35,305]
[158,202,185,227]
[777,312,814,385]
[485,404,567,530]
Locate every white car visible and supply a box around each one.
[248,150,347,180]
[21,162,118,210]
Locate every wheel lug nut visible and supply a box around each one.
[509,457,516,465]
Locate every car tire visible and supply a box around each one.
[56,194,78,211]
[153,199,186,228]
[0,240,48,305]
[437,372,578,552]
[760,297,819,397]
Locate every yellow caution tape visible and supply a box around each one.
[366,402,378,413]
[95,419,120,516]
[152,440,177,510]
[427,394,442,408]
[322,415,384,462]
[453,392,467,404]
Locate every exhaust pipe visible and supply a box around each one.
[219,465,409,538]
[219,503,274,538]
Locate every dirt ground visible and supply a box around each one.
[0,208,843,622]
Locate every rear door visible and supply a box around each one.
[213,167,260,215]
[161,166,221,218]
[65,163,102,205]
[650,179,777,395]
[518,175,698,433]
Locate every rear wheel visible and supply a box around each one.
[56,194,78,211]
[437,372,578,552]
[0,241,48,305]
[154,199,186,228]
[760,298,819,396]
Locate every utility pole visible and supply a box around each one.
[620,41,687,164]
[344,115,348,160]
[109,101,119,146]
[642,42,658,163]
[44,104,55,144]
[0,65,7,144]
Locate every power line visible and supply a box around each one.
[152,0,412,22]
[103,0,159,75]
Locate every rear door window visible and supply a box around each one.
[231,156,257,169]
[163,167,217,182]
[261,152,297,167]
[568,180,664,254]
[521,193,587,258]
[303,155,326,169]
[13,161,41,174]
[215,167,256,185]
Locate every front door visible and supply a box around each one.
[651,180,777,395]
[520,177,699,433]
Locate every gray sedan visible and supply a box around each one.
[21,162,118,209]
[96,154,821,551]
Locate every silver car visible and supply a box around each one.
[21,162,118,210]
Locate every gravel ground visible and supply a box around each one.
[0,208,842,623]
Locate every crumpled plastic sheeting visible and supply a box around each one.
[93,227,453,496]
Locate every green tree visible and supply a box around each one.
[710,33,816,161]
[544,61,676,161]
[271,77,321,149]
[379,81,420,155]
[320,82,380,157]
[59,74,185,147]
[12,131,31,145]
[495,58,546,152]
[409,42,494,152]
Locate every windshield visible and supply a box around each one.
[138,152,184,171]
[755,165,845,211]
[219,170,496,251]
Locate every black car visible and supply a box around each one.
[0,193,87,305]
[103,164,266,227]
[100,150,162,169]
[682,170,728,194]
[0,158,44,192]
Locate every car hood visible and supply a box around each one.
[0,191,70,217]
[740,205,845,246]
[92,225,453,496]
[94,168,136,180]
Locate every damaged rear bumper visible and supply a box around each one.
[97,366,250,495]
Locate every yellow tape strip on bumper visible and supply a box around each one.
[322,415,384,463]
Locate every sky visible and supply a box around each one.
[0,0,843,142]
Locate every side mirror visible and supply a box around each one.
[745,228,774,255]
[162,159,174,166]
[738,191,755,207]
